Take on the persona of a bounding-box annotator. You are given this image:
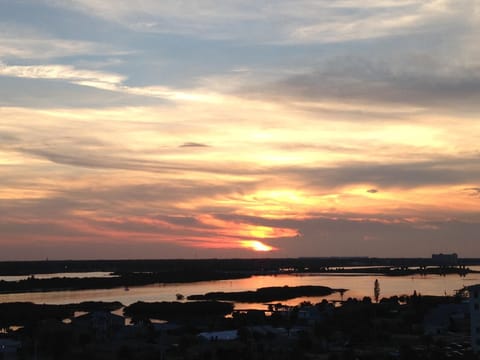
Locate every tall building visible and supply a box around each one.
[468,285,480,353]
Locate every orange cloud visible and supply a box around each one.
[194,214,297,250]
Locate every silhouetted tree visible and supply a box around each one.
[374,279,380,303]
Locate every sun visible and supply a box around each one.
[241,240,275,252]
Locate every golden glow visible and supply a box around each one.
[249,226,275,239]
[241,240,275,252]
[197,215,298,244]
[2,79,480,255]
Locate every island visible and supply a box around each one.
[187,285,345,303]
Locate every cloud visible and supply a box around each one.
[0,20,125,61]
[278,216,480,257]
[179,142,209,148]
[464,187,480,197]
[0,236,199,260]
[0,62,222,107]
[258,156,480,190]
[0,131,18,143]
[0,36,104,60]
[0,62,124,90]
[44,0,473,45]
[1,0,480,259]
[205,212,480,257]
[0,77,164,108]
[2,140,480,258]
[0,184,295,255]
[247,52,480,113]
[3,214,479,259]
[5,126,480,190]
[3,1,479,112]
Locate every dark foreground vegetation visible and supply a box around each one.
[0,292,476,360]
[187,285,344,302]
[124,301,234,321]
[0,301,122,328]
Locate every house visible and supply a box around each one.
[198,330,238,341]
[423,303,468,335]
[298,305,326,325]
[247,325,288,337]
[72,311,125,342]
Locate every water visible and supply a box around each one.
[1,270,480,310]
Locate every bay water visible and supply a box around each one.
[2,268,480,310]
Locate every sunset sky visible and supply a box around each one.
[1,0,480,260]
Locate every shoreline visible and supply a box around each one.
[0,265,474,295]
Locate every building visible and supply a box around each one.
[198,330,238,341]
[297,305,325,325]
[72,311,125,342]
[423,303,469,335]
[468,285,480,353]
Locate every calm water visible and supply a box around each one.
[1,269,480,310]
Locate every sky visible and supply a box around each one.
[1,0,480,260]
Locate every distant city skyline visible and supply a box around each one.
[1,1,480,260]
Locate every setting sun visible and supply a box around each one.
[240,240,275,252]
